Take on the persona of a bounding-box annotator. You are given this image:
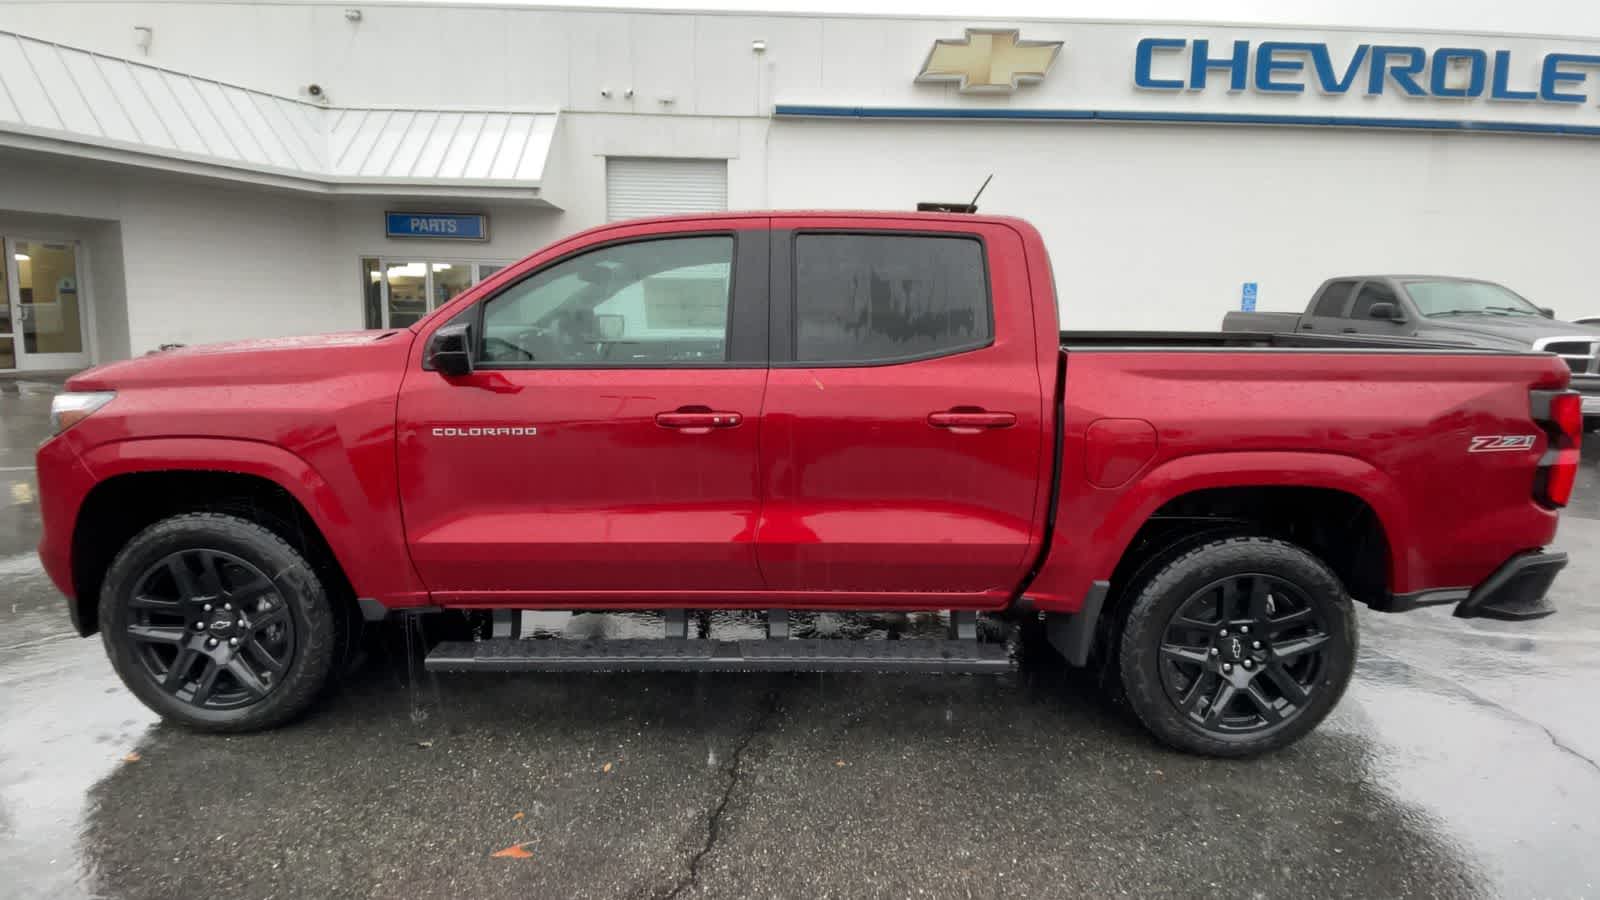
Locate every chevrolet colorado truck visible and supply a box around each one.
[1223,274,1600,426]
[36,212,1578,757]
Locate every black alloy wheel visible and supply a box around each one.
[1116,536,1357,757]
[101,512,339,731]
[1157,573,1329,733]
[125,549,295,710]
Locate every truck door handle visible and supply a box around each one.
[928,410,1017,434]
[1341,327,1358,333]
[1300,324,1315,330]
[656,409,742,434]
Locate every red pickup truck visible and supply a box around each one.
[35,212,1578,756]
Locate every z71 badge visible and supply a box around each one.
[1469,434,1537,453]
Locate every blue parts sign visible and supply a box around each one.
[385,213,488,241]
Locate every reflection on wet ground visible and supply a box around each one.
[0,385,1597,898]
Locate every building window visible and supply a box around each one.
[605,158,728,222]
[361,259,512,329]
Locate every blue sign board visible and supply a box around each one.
[1241,281,1258,312]
[385,212,488,241]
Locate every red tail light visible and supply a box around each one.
[1532,390,1582,508]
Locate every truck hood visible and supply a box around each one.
[68,330,414,391]
[1414,315,1600,349]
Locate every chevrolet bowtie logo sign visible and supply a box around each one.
[916,29,1063,94]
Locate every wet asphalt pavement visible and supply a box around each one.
[1,380,1598,899]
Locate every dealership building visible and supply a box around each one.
[1,3,1599,370]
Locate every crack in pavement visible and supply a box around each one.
[1361,647,1600,775]
[658,691,783,900]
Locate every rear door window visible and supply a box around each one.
[1311,280,1358,317]
[793,234,991,364]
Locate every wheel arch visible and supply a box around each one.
[70,440,361,636]
[1028,451,1407,616]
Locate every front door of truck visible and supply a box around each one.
[755,219,1046,604]
[396,220,770,603]
[1339,280,1414,337]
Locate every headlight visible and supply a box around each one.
[50,391,116,434]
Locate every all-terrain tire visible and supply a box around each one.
[100,512,339,732]
[1116,536,1357,757]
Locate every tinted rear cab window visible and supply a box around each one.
[794,234,991,364]
[1312,280,1358,317]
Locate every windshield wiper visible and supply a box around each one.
[1428,309,1485,317]
[1483,305,1538,316]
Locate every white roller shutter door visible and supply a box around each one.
[606,158,728,222]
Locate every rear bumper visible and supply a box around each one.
[1453,550,1566,620]
[1569,374,1600,415]
[1379,550,1565,620]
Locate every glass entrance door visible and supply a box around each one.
[4,238,91,371]
[0,244,13,370]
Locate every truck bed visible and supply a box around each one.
[1061,330,1483,352]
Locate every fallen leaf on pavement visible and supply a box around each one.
[123,752,141,763]
[602,762,613,774]
[834,760,847,768]
[415,740,433,749]
[491,842,534,859]
[512,812,525,822]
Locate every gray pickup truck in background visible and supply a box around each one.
[1224,274,1600,425]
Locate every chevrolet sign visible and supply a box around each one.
[916,29,1063,93]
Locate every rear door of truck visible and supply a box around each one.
[1298,279,1359,334]
[755,216,1047,604]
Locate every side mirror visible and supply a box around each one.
[1538,306,1556,319]
[1368,301,1403,322]
[426,321,475,377]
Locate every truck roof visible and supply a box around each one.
[1326,274,1502,284]
[599,209,1035,228]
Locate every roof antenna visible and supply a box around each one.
[967,173,993,211]
[916,173,992,214]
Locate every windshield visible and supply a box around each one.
[1406,280,1542,317]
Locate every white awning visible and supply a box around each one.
[0,29,559,201]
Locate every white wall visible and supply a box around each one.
[0,106,772,358]
[0,154,343,352]
[767,117,1600,327]
[5,3,1600,350]
[11,4,1600,130]
[86,219,130,361]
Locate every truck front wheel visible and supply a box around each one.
[99,512,339,732]
[1116,536,1357,757]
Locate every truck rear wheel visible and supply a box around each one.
[1116,536,1356,757]
[99,512,339,732]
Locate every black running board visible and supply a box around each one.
[425,638,1012,674]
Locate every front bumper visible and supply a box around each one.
[1454,550,1566,620]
